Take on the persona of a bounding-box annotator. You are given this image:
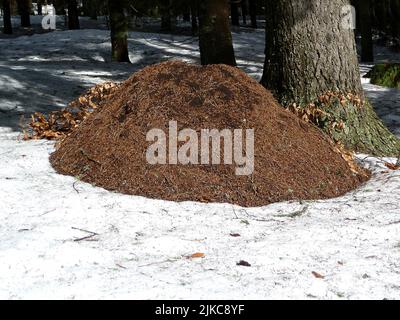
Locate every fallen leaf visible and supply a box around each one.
[384,162,400,170]
[187,252,205,259]
[312,271,325,279]
[237,260,251,267]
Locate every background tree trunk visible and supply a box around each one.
[249,0,257,28]
[109,0,130,63]
[67,0,80,29]
[199,0,236,66]
[241,0,247,25]
[230,0,239,26]
[190,0,198,35]
[37,0,43,15]
[360,0,374,62]
[160,0,172,31]
[390,0,400,39]
[17,0,31,27]
[2,0,13,34]
[261,0,399,156]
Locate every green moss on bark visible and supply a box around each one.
[288,92,400,157]
[365,64,400,88]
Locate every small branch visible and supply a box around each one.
[71,227,99,242]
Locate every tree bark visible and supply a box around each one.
[249,0,257,28]
[390,0,400,39]
[53,0,65,16]
[241,0,247,25]
[190,0,198,35]
[109,0,130,63]
[17,0,31,27]
[67,0,80,29]
[37,0,43,15]
[230,0,240,26]
[199,0,236,66]
[261,0,399,156]
[2,0,12,34]
[360,0,374,62]
[160,0,172,31]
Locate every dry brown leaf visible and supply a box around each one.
[384,162,400,170]
[186,252,205,259]
[312,271,325,279]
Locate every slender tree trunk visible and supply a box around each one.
[17,0,31,27]
[249,0,257,28]
[109,0,130,63]
[85,0,98,20]
[374,0,389,34]
[160,0,172,31]
[190,0,198,35]
[230,0,239,26]
[2,0,12,34]
[261,0,399,156]
[53,0,65,16]
[241,0,247,25]
[360,0,374,62]
[199,0,236,66]
[67,0,80,29]
[390,0,400,39]
[37,0,42,15]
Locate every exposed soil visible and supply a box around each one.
[50,61,370,207]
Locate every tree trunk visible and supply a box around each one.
[67,0,80,29]
[190,0,198,35]
[249,0,257,28]
[261,0,400,156]
[360,0,374,62]
[241,0,247,25]
[109,0,130,63]
[230,0,239,26]
[37,0,43,15]
[84,0,98,20]
[199,0,236,66]
[17,0,31,27]
[390,0,400,39]
[373,0,389,34]
[2,0,12,34]
[160,0,172,31]
[53,0,65,16]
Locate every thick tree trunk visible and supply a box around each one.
[249,0,257,28]
[261,0,399,156]
[230,1,239,26]
[199,0,236,66]
[17,0,31,27]
[2,0,12,34]
[67,0,80,29]
[360,0,374,62]
[109,0,130,63]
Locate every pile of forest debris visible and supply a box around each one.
[48,61,369,207]
[24,82,120,140]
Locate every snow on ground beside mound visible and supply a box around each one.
[0,29,400,299]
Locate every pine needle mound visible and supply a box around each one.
[50,61,369,207]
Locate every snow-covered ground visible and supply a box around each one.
[0,26,400,300]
